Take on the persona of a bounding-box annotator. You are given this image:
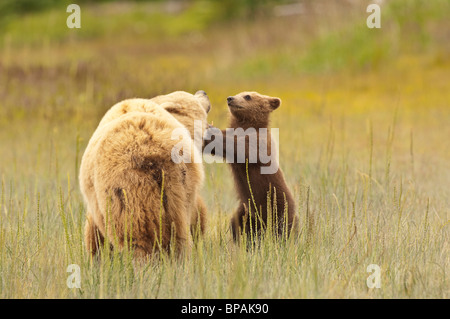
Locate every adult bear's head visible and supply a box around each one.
[151,90,211,144]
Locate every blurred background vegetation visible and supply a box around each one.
[0,0,448,121]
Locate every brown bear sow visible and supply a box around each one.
[205,92,299,240]
[79,91,211,258]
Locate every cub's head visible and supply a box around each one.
[226,92,281,125]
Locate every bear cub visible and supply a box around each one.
[204,91,299,241]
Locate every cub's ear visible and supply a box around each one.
[270,98,281,110]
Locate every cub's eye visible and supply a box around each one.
[244,95,252,101]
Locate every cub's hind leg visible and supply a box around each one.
[231,205,248,242]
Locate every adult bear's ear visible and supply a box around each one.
[270,98,281,110]
[195,90,211,113]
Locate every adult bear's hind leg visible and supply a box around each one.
[84,215,105,257]
[190,196,207,239]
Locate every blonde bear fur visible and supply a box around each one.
[79,91,211,258]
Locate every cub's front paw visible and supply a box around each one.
[204,124,220,142]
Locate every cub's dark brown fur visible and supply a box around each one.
[205,92,299,240]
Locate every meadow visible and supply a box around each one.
[0,0,448,298]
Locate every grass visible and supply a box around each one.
[0,0,449,298]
